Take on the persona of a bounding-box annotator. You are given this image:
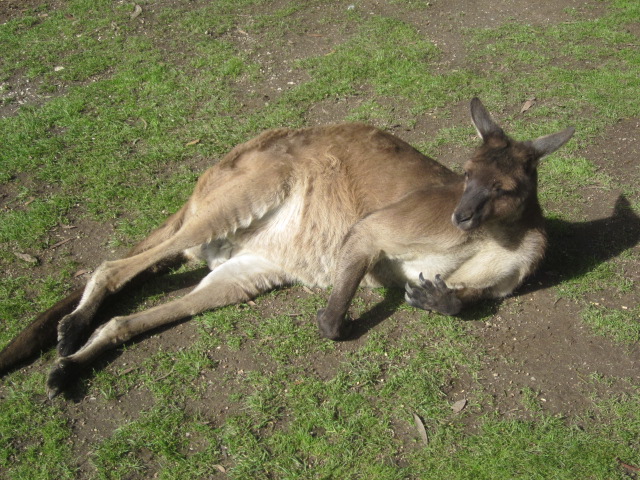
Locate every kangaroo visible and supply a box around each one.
[0,98,574,398]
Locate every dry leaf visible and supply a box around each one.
[73,269,91,278]
[15,252,38,264]
[131,4,143,19]
[412,413,429,446]
[452,398,467,413]
[247,300,257,307]
[213,464,227,473]
[185,139,201,146]
[520,98,536,113]
[302,286,315,294]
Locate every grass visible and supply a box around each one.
[0,0,639,478]
[0,372,75,480]
[91,405,223,479]
[582,304,640,344]
[407,412,639,479]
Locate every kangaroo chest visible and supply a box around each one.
[399,229,544,295]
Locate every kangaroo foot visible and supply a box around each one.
[46,357,81,399]
[57,311,92,357]
[405,273,462,316]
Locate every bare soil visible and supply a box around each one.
[1,0,639,474]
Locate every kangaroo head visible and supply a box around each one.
[451,98,575,231]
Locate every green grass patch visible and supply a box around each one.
[467,0,640,139]
[91,405,222,480]
[555,258,633,300]
[0,373,75,480]
[222,372,405,479]
[0,274,68,348]
[407,412,638,479]
[297,16,439,100]
[582,304,640,344]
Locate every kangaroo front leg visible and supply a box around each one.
[47,254,286,398]
[317,226,380,340]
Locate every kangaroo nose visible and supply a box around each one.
[452,209,476,230]
[453,211,472,225]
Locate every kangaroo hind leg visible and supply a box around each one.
[56,207,192,357]
[56,153,292,358]
[47,254,288,398]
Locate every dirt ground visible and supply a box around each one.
[1,0,639,472]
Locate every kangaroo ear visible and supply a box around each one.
[470,97,504,140]
[531,127,575,158]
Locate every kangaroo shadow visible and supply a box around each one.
[351,194,640,337]
[348,290,407,340]
[59,266,210,401]
[522,194,640,294]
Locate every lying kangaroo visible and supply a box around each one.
[0,98,574,398]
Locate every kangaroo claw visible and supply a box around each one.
[405,273,462,315]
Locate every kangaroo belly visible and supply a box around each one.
[196,184,358,287]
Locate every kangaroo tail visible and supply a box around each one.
[0,251,187,376]
[0,287,83,376]
[0,206,190,376]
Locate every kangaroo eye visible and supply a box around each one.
[494,186,505,196]
[463,171,469,180]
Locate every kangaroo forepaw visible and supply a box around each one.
[46,357,80,399]
[57,312,88,357]
[316,308,353,341]
[405,273,462,316]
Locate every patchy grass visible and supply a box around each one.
[407,410,640,479]
[0,0,639,478]
[0,274,68,347]
[91,405,223,480]
[582,304,640,344]
[0,372,75,480]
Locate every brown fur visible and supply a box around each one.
[0,99,574,398]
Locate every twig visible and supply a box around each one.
[154,368,175,382]
[617,458,640,473]
[49,238,73,249]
